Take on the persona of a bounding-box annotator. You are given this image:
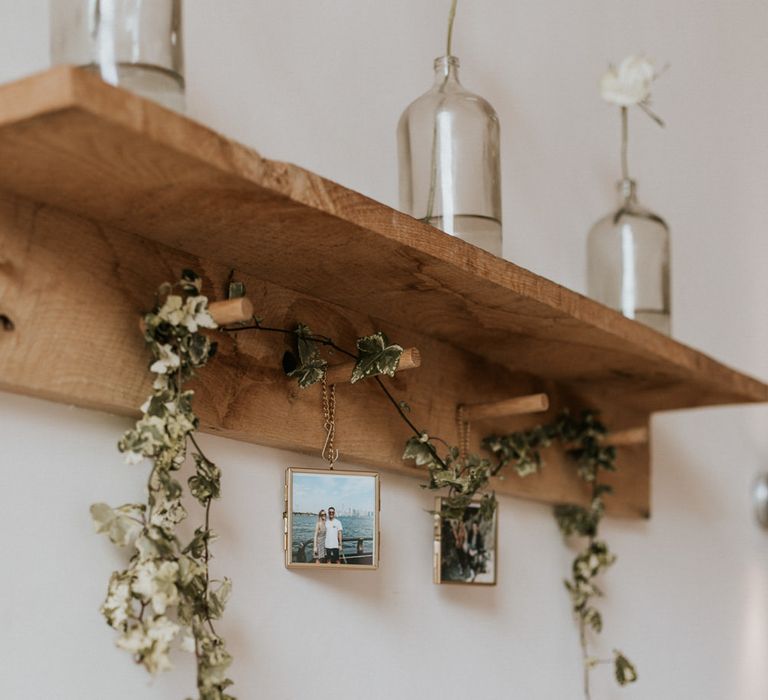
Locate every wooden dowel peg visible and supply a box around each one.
[603,426,649,448]
[326,347,421,385]
[139,297,254,333]
[564,426,649,450]
[460,393,550,422]
[207,297,254,326]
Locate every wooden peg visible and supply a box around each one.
[564,426,649,450]
[207,297,254,326]
[139,297,254,333]
[325,347,421,385]
[460,393,550,422]
[603,426,649,448]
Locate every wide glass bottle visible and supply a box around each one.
[587,179,671,334]
[50,0,184,112]
[397,56,502,256]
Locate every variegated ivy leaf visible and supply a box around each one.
[180,269,203,294]
[207,578,232,620]
[189,453,222,504]
[184,526,217,560]
[195,623,235,694]
[403,435,436,467]
[350,332,403,384]
[100,571,134,629]
[133,559,180,615]
[285,323,327,388]
[227,280,246,299]
[116,615,181,675]
[583,606,603,633]
[90,503,145,547]
[614,650,638,685]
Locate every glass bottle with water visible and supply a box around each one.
[398,55,502,256]
[587,179,671,335]
[50,0,184,112]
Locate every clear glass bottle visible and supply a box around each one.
[587,179,671,334]
[50,0,184,112]
[397,56,502,256]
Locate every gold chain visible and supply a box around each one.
[322,376,339,468]
[457,405,470,460]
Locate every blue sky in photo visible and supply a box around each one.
[291,472,376,514]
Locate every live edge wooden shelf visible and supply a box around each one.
[0,67,765,519]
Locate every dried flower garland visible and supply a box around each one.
[91,270,236,700]
[485,412,637,698]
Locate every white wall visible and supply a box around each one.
[2,1,768,698]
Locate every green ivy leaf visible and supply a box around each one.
[227,280,246,299]
[285,324,327,388]
[350,332,403,384]
[189,453,222,504]
[90,502,145,547]
[207,578,232,620]
[403,435,436,467]
[614,650,638,685]
[180,269,202,294]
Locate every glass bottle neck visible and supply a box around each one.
[433,55,461,86]
[617,178,638,206]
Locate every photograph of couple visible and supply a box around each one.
[285,468,380,570]
[435,499,497,585]
[311,507,344,563]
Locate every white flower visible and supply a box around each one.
[600,55,656,106]
[133,559,180,614]
[150,344,181,374]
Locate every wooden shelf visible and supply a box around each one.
[0,66,765,519]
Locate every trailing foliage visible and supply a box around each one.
[403,435,496,521]
[91,271,236,700]
[484,411,637,698]
[283,326,404,388]
[281,322,494,521]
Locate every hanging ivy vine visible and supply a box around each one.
[91,271,236,700]
[484,412,638,698]
[96,273,638,700]
[238,298,638,699]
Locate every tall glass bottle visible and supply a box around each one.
[397,56,502,256]
[50,0,184,112]
[587,178,671,334]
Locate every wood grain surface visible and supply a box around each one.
[0,67,765,519]
[0,191,649,517]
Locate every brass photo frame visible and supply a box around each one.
[433,497,498,585]
[284,467,380,570]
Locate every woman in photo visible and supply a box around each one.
[313,510,327,563]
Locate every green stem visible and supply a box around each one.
[621,107,629,181]
[223,322,449,470]
[446,0,458,58]
[189,426,219,638]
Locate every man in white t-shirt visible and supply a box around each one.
[325,507,343,563]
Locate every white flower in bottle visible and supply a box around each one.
[600,55,655,106]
